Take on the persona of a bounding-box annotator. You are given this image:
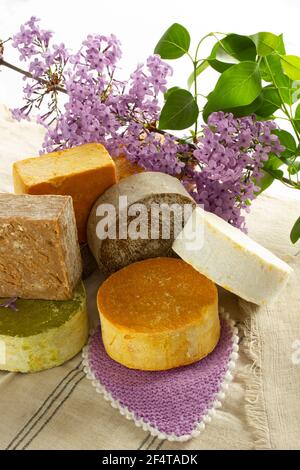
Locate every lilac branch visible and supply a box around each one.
[0,58,67,94]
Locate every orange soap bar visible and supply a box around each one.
[97,258,220,371]
[113,155,143,181]
[13,143,117,243]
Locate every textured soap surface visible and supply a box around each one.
[13,142,117,243]
[113,155,143,181]
[88,172,195,274]
[97,258,220,370]
[0,194,82,300]
[173,206,293,305]
[0,282,88,372]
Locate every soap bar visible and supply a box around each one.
[0,194,82,300]
[13,143,117,243]
[88,172,195,274]
[0,282,88,372]
[173,207,293,305]
[97,258,220,370]
[113,155,143,181]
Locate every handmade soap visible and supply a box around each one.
[97,258,220,370]
[0,282,88,372]
[173,207,293,305]
[88,172,195,274]
[13,143,117,243]
[113,155,143,181]
[0,194,82,300]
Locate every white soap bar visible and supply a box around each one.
[172,207,293,305]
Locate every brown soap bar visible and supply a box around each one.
[0,194,82,300]
[87,172,196,274]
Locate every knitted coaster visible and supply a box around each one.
[82,309,239,442]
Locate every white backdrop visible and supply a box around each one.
[1,0,300,107]
[1,0,300,199]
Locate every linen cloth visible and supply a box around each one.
[0,106,299,450]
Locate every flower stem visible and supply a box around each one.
[192,33,215,139]
[193,60,198,137]
[0,58,67,94]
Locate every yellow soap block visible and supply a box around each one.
[13,143,117,243]
[113,155,144,181]
[97,258,220,371]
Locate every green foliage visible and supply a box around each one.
[290,217,300,244]
[188,60,209,88]
[164,86,181,100]
[272,129,297,157]
[218,34,257,61]
[288,161,300,175]
[257,173,274,193]
[203,62,261,120]
[255,86,281,117]
[208,34,256,73]
[281,55,300,81]
[294,103,300,133]
[154,23,190,59]
[159,88,199,130]
[261,55,293,105]
[154,25,300,243]
[250,32,281,56]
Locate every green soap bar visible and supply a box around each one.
[0,282,85,337]
[0,282,88,373]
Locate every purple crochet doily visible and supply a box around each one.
[83,313,238,441]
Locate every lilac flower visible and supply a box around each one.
[29,58,47,78]
[191,112,284,229]
[10,19,285,231]
[12,17,53,60]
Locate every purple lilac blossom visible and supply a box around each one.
[10,18,285,230]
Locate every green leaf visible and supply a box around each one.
[272,129,297,157]
[264,153,284,171]
[257,172,274,193]
[220,94,263,118]
[250,32,280,56]
[257,152,285,193]
[266,168,284,179]
[288,161,300,175]
[262,55,293,105]
[203,61,262,120]
[294,103,300,133]
[276,34,286,54]
[158,88,199,130]
[208,43,235,73]
[188,60,209,88]
[217,34,257,62]
[290,216,300,244]
[281,55,300,81]
[164,86,181,100]
[154,23,190,59]
[254,85,282,117]
[208,34,256,74]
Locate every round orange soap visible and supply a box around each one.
[97,258,220,371]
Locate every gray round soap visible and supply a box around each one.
[87,172,195,274]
